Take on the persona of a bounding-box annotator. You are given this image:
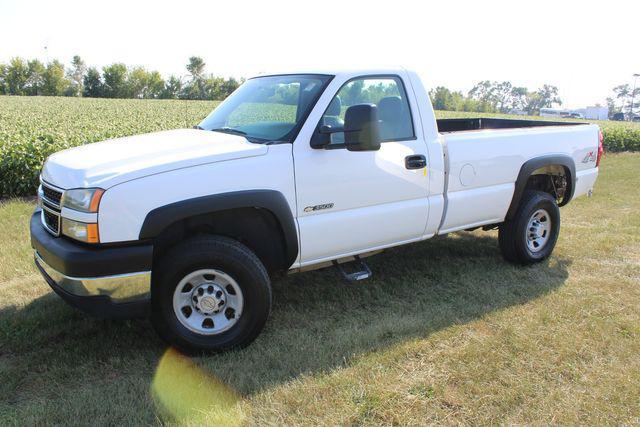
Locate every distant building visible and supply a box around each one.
[584,106,609,120]
[540,108,573,118]
[540,106,609,120]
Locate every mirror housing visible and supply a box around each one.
[310,125,334,148]
[344,104,381,151]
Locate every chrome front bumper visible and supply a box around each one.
[35,251,151,304]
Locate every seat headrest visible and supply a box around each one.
[378,96,404,122]
[326,96,342,116]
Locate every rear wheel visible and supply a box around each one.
[499,190,560,265]
[151,235,271,353]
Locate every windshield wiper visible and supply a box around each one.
[193,125,204,130]
[210,127,248,136]
[209,127,271,143]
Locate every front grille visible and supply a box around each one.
[41,182,63,207]
[40,181,63,236]
[42,207,60,235]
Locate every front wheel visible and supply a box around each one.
[499,190,560,265]
[151,235,271,353]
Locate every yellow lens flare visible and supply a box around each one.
[152,348,244,425]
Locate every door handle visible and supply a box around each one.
[405,155,427,169]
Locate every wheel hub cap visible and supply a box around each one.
[172,269,243,335]
[526,209,551,253]
[192,283,226,315]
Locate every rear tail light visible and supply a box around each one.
[596,130,604,167]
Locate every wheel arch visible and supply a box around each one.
[506,155,576,220]
[139,190,298,272]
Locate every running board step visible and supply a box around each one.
[332,256,372,282]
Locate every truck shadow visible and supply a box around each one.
[1,231,570,420]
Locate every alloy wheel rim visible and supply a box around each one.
[172,269,243,335]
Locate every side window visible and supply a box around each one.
[319,76,414,144]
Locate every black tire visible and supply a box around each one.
[498,190,560,265]
[151,235,271,353]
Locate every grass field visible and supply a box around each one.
[1,95,640,197]
[0,152,638,425]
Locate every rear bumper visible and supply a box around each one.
[574,167,599,199]
[30,212,153,318]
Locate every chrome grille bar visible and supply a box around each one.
[40,180,64,237]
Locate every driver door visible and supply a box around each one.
[293,74,430,265]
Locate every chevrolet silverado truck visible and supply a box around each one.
[31,68,602,352]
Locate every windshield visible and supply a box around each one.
[198,74,332,143]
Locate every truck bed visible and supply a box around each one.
[436,117,599,235]
[436,117,587,133]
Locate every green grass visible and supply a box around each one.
[0,153,638,425]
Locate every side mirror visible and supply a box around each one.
[310,125,333,149]
[344,104,381,151]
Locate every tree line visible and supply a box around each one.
[0,56,242,100]
[429,81,562,115]
[607,81,640,118]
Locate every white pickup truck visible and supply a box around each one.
[31,68,602,352]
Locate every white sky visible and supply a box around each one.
[1,0,638,108]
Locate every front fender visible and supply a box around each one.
[139,190,299,267]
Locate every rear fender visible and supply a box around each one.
[506,155,575,220]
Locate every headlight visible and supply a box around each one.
[62,188,104,213]
[61,218,100,243]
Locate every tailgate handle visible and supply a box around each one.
[405,155,427,169]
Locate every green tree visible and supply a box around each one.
[102,63,129,98]
[127,67,165,98]
[204,76,225,99]
[6,57,29,95]
[220,77,240,99]
[510,86,529,111]
[606,97,620,119]
[525,85,562,115]
[67,55,86,96]
[146,71,165,98]
[186,56,205,80]
[341,79,364,106]
[493,81,513,113]
[185,56,206,99]
[613,84,630,110]
[0,63,7,94]
[26,59,46,95]
[468,80,495,105]
[430,86,464,111]
[612,84,640,116]
[42,60,70,96]
[161,75,182,99]
[128,66,149,98]
[0,56,243,99]
[83,67,104,97]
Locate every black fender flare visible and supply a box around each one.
[506,155,576,220]
[139,190,299,267]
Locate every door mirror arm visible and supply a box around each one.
[310,125,345,149]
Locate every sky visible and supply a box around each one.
[1,0,638,108]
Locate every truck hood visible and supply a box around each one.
[41,129,268,189]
